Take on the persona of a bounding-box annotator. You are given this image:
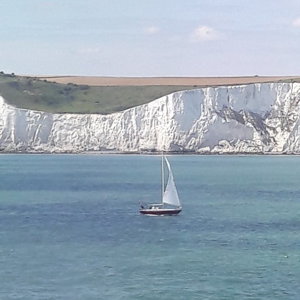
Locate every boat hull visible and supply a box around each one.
[139,208,182,216]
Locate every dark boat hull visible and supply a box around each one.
[139,208,182,216]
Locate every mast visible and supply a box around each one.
[161,152,164,204]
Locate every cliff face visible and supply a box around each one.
[1,82,300,153]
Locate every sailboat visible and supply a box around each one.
[139,154,182,216]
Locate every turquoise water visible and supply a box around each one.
[0,154,300,299]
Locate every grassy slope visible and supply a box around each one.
[0,73,202,114]
[0,73,299,114]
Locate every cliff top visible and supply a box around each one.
[38,75,300,87]
[1,72,299,114]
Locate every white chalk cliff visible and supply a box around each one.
[1,82,300,153]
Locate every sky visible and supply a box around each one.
[0,0,299,77]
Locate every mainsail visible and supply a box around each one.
[162,157,181,207]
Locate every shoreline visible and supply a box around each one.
[1,150,300,156]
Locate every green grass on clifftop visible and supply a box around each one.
[1,73,299,114]
[0,73,201,114]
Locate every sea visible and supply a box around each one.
[0,154,300,300]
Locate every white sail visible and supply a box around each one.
[162,157,181,207]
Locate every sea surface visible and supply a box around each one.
[0,154,300,300]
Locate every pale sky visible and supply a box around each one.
[0,0,299,76]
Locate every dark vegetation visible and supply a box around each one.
[1,72,299,114]
[0,72,201,114]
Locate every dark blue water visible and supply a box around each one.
[0,154,300,299]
